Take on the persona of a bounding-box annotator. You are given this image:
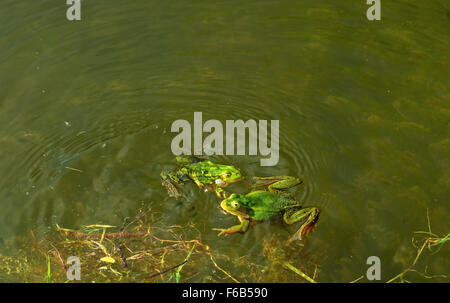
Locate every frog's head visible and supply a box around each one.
[220,193,249,219]
[215,166,242,187]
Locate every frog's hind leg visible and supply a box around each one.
[251,176,302,194]
[175,155,202,164]
[283,207,319,241]
[160,170,185,198]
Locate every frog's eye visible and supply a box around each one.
[231,201,239,209]
[224,172,232,178]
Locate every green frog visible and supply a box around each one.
[214,176,319,241]
[161,156,242,198]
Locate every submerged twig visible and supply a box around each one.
[56,224,149,239]
[208,253,240,283]
[65,166,83,173]
[349,275,365,283]
[387,209,449,283]
[282,262,317,283]
[149,260,188,279]
[117,246,128,268]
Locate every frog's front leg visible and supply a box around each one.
[283,207,319,241]
[252,176,302,194]
[213,216,250,236]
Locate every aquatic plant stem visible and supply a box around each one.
[175,243,196,282]
[47,255,51,283]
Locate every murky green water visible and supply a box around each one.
[0,0,449,282]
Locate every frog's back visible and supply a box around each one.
[185,160,217,174]
[245,191,288,220]
[182,160,222,184]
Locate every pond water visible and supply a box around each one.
[0,0,449,282]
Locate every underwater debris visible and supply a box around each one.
[387,210,449,283]
[263,235,318,283]
[0,208,252,282]
[3,207,323,283]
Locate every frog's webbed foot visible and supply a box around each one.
[213,218,250,236]
[284,207,319,241]
[212,226,245,236]
[161,180,182,198]
[251,176,303,195]
[212,228,230,237]
[215,187,229,199]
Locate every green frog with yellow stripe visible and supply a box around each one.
[161,156,242,198]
